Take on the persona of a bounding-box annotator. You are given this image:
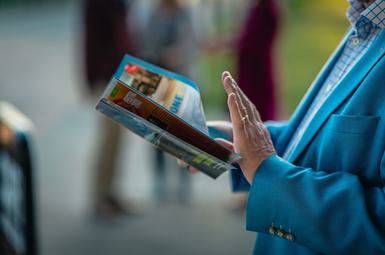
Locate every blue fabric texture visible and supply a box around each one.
[230,1,385,254]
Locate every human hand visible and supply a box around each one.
[222,71,276,184]
[177,159,199,174]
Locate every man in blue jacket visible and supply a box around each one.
[189,0,385,254]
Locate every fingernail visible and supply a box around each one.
[222,71,231,80]
[222,72,232,83]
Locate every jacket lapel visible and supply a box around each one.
[287,28,385,163]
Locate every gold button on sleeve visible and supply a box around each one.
[276,230,285,238]
[268,226,276,235]
[285,233,295,242]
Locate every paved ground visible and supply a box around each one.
[0,1,255,254]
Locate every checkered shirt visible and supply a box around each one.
[283,0,385,160]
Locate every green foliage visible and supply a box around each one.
[280,2,349,115]
[197,52,234,110]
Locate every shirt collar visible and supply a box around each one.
[347,0,385,29]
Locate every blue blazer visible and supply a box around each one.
[231,27,385,254]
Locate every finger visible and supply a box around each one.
[177,160,200,174]
[223,73,243,106]
[231,79,250,120]
[186,165,199,174]
[222,72,245,105]
[237,87,261,122]
[215,138,234,150]
[222,76,249,122]
[223,75,236,95]
[222,73,252,122]
[222,71,231,82]
[229,77,260,123]
[222,73,261,133]
[228,86,255,142]
[177,159,188,168]
[228,93,246,140]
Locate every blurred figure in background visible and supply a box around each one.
[141,0,197,203]
[143,0,196,77]
[83,0,135,217]
[236,0,281,121]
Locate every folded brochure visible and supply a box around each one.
[96,54,241,178]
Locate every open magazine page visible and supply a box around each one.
[115,55,208,134]
[96,55,241,178]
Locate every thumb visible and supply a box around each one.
[215,138,234,151]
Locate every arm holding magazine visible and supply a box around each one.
[183,68,385,254]
[182,71,286,182]
[182,71,276,183]
[96,47,385,253]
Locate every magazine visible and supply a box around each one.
[96,55,241,179]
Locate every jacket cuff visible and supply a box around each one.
[246,155,297,232]
[230,164,250,192]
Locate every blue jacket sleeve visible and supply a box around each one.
[230,121,288,192]
[246,154,385,254]
[230,165,250,192]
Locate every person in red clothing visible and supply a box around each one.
[236,0,280,121]
[83,0,135,217]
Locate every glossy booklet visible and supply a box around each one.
[96,55,240,178]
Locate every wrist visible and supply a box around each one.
[243,152,275,184]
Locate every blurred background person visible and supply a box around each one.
[139,0,197,203]
[142,0,197,77]
[236,0,281,121]
[83,0,135,217]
